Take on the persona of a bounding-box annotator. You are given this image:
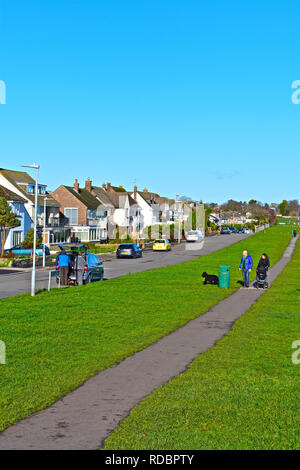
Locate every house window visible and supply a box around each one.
[13,231,22,246]
[65,208,78,225]
[38,185,46,195]
[13,202,22,216]
[27,184,35,194]
[87,209,96,219]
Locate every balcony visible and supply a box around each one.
[87,218,107,228]
[37,216,60,228]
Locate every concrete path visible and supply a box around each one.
[0,236,297,450]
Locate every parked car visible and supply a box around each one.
[5,244,50,257]
[153,239,171,251]
[56,243,103,284]
[220,227,231,234]
[116,243,142,258]
[228,227,237,233]
[185,230,204,242]
[237,228,245,233]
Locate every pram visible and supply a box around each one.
[254,265,268,289]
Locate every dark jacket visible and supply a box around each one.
[257,257,270,270]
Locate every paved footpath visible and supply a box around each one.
[0,236,298,450]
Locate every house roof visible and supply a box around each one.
[0,185,26,202]
[0,168,59,207]
[63,186,100,210]
[104,191,136,209]
[111,185,127,192]
[0,169,35,185]
[137,191,160,207]
[91,187,116,207]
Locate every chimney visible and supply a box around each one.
[143,188,148,193]
[74,179,79,192]
[85,177,92,192]
[134,185,137,201]
[107,182,112,192]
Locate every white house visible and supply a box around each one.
[0,184,32,250]
[131,187,161,229]
[0,168,60,244]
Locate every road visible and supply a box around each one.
[0,234,250,299]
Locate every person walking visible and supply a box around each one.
[76,252,86,286]
[257,253,270,281]
[56,249,71,286]
[239,250,253,287]
[293,229,297,238]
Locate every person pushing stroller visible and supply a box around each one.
[255,253,270,289]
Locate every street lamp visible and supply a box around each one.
[175,194,181,244]
[21,163,40,297]
[43,197,49,268]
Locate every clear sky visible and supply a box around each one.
[0,0,300,203]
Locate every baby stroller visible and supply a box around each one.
[254,265,268,289]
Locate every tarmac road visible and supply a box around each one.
[0,234,250,299]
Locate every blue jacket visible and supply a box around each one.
[56,251,71,268]
[239,255,253,270]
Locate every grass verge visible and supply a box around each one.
[0,226,291,431]
[104,236,300,450]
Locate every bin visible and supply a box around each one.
[219,265,230,288]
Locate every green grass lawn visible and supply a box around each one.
[0,226,292,432]
[104,234,300,450]
[277,217,299,226]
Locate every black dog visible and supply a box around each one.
[202,272,219,285]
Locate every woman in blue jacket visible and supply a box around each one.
[239,250,253,287]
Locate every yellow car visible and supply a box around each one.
[153,239,171,251]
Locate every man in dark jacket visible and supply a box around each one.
[239,250,253,287]
[56,249,71,286]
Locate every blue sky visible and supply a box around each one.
[0,0,300,203]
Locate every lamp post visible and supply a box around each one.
[21,163,40,297]
[43,197,49,268]
[175,194,181,244]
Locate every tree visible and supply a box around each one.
[279,200,288,216]
[21,228,42,258]
[0,197,21,257]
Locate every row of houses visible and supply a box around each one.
[0,168,180,250]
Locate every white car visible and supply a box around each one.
[186,230,204,242]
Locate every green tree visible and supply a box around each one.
[0,197,21,257]
[21,228,42,258]
[279,200,288,216]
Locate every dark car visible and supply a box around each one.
[5,244,50,257]
[228,227,237,233]
[220,227,230,234]
[116,243,142,258]
[237,228,245,233]
[56,243,104,284]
